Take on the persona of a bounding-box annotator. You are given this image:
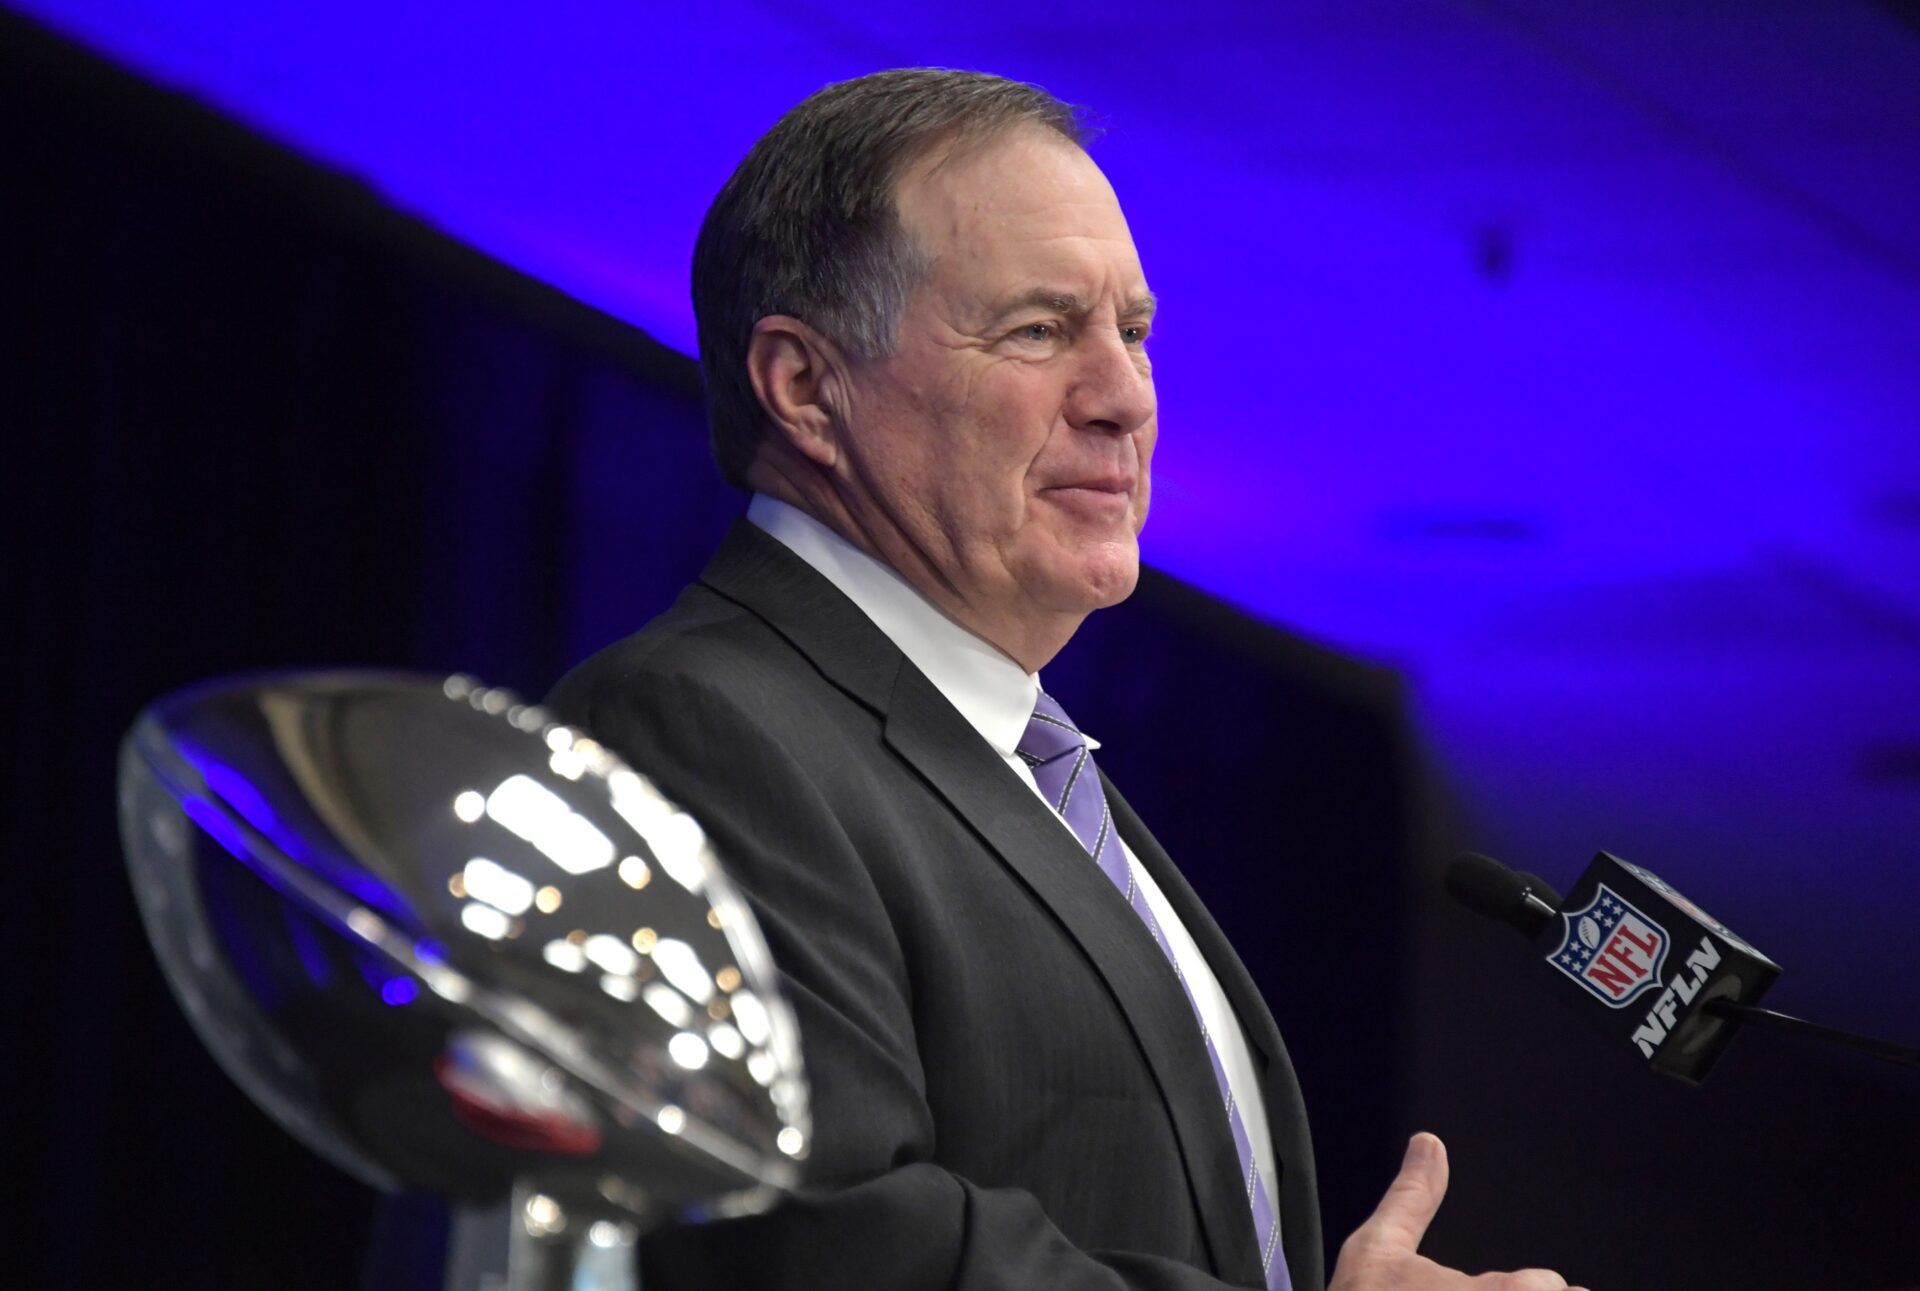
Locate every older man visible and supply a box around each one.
[550,69,1578,1291]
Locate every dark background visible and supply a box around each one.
[4,13,1915,1290]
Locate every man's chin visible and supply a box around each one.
[1034,547,1141,615]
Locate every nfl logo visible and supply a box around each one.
[1547,883,1669,1008]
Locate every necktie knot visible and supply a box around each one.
[1019,692,1113,871]
[1018,690,1089,768]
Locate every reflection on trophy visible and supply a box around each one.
[117,671,809,1291]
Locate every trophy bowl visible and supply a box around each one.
[117,670,809,1289]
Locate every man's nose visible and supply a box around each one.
[1065,329,1155,436]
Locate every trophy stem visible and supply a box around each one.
[445,1181,640,1291]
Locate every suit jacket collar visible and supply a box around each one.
[700,519,1279,1286]
[699,517,904,714]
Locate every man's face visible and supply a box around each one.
[831,126,1157,648]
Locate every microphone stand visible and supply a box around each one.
[1704,1000,1920,1072]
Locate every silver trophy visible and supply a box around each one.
[117,671,809,1290]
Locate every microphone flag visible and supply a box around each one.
[1534,852,1781,1084]
[1548,883,1670,1009]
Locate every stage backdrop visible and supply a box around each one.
[1,20,1414,1289]
[9,15,1916,1291]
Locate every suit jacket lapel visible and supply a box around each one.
[699,521,1268,1284]
[1108,779,1323,1291]
[1105,777,1286,1086]
[883,669,1265,1286]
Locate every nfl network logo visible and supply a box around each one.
[1547,884,1670,1008]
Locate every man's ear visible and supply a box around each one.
[746,315,846,469]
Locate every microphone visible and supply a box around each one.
[1445,850,1781,1083]
[1443,853,1561,939]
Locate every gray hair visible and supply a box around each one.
[691,68,1091,489]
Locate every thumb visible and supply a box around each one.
[1350,1132,1450,1257]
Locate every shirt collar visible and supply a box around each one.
[746,494,1046,760]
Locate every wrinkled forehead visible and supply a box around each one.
[892,125,1145,306]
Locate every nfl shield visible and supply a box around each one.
[1547,883,1669,1008]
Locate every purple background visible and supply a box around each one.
[5,4,1918,1289]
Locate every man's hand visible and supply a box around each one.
[1328,1133,1589,1291]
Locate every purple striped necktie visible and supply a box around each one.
[1018,690,1291,1291]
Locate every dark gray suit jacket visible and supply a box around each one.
[546,520,1324,1291]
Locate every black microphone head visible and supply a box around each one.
[1445,852,1561,938]
[1514,870,1564,908]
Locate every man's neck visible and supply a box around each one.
[745,464,1082,673]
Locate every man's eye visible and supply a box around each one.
[1121,325,1149,345]
[1014,322,1056,343]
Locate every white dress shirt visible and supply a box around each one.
[747,493,1278,1209]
